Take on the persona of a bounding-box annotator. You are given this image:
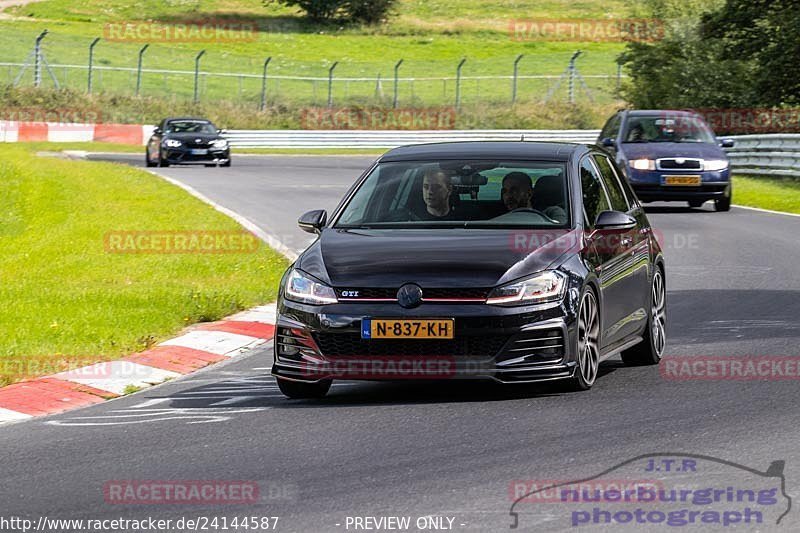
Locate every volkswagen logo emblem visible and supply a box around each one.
[397,284,423,309]
[195,138,202,144]
[675,158,685,165]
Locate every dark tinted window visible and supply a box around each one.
[600,115,621,140]
[592,155,629,212]
[580,158,611,227]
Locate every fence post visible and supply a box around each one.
[327,61,338,108]
[88,37,100,94]
[616,62,622,92]
[512,54,523,104]
[34,30,48,88]
[568,50,581,104]
[193,50,205,104]
[455,58,466,110]
[260,56,271,111]
[136,44,149,96]
[393,59,403,109]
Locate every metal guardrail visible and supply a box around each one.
[224,129,602,149]
[725,134,800,178]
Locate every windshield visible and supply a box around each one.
[622,115,716,143]
[166,120,217,134]
[334,160,570,229]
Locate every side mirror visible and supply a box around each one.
[594,210,637,230]
[601,137,616,148]
[719,138,735,148]
[154,128,162,135]
[298,209,327,234]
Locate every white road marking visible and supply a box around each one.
[160,330,265,356]
[228,305,277,324]
[0,407,31,422]
[54,361,181,395]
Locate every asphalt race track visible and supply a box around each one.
[2,153,799,531]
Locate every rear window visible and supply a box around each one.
[334,160,570,228]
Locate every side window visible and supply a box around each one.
[592,155,629,212]
[580,158,612,227]
[600,115,621,140]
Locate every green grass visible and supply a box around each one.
[733,175,800,214]
[0,144,290,386]
[0,0,628,107]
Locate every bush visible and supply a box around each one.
[268,0,396,24]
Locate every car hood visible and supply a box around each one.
[166,132,222,142]
[296,228,578,288]
[619,142,727,161]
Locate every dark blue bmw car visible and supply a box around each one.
[597,110,734,211]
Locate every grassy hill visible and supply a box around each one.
[0,0,631,127]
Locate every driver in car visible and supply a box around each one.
[417,168,458,220]
[502,172,567,223]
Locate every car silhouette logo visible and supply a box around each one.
[397,284,423,309]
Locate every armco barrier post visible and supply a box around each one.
[260,57,271,111]
[194,50,206,104]
[88,37,100,94]
[455,58,466,110]
[512,54,524,104]
[327,61,338,108]
[136,44,149,96]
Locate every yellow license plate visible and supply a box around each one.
[361,318,454,339]
[663,175,701,186]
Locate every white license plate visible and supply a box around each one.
[190,149,208,155]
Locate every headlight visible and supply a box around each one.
[703,159,728,171]
[630,159,655,171]
[486,271,566,306]
[212,139,228,148]
[285,269,338,305]
[164,139,182,148]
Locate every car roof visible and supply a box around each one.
[623,109,701,117]
[165,117,212,123]
[380,141,584,162]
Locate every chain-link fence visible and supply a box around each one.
[1,28,625,109]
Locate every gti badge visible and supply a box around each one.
[341,290,359,298]
[397,284,423,309]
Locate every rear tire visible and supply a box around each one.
[621,267,666,366]
[715,184,732,212]
[566,288,600,391]
[277,378,331,399]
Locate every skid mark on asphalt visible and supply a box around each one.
[45,376,349,426]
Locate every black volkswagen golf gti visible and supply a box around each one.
[272,142,666,398]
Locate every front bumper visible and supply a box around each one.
[627,168,730,202]
[271,297,579,385]
[162,147,230,165]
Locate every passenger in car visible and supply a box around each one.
[502,172,567,223]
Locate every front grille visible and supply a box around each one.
[337,287,490,301]
[498,328,565,365]
[313,332,507,357]
[657,158,702,170]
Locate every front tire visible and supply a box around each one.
[567,288,600,391]
[715,184,732,212]
[688,200,704,208]
[621,267,666,366]
[220,159,231,167]
[158,157,170,168]
[277,378,331,399]
[145,150,157,167]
